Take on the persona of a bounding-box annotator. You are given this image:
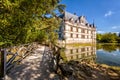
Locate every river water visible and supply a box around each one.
[62,44,120,66]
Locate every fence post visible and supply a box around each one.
[0,49,7,80]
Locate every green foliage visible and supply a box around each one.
[0,0,65,47]
[97,33,119,43]
[97,34,102,42]
[116,37,120,43]
[97,43,120,52]
[60,48,68,62]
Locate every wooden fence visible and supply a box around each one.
[0,43,38,79]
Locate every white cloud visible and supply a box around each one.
[104,11,114,17]
[111,26,120,29]
[112,26,117,29]
[97,30,105,34]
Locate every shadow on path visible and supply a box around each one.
[6,46,59,80]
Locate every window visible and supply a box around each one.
[91,36,92,38]
[63,26,65,30]
[87,52,89,56]
[64,33,65,36]
[81,48,85,52]
[81,35,85,38]
[70,27,73,31]
[76,28,78,32]
[76,34,78,38]
[76,49,79,53]
[71,33,73,38]
[87,47,89,51]
[87,30,89,34]
[87,36,89,39]
[81,29,85,33]
[71,56,73,59]
[76,55,79,59]
[91,31,93,34]
[70,49,73,54]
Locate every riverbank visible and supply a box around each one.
[2,43,120,80]
[97,43,120,45]
[57,60,120,80]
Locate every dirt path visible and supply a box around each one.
[6,46,58,80]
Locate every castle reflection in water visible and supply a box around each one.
[64,46,96,61]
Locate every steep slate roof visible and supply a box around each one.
[59,11,96,28]
[64,11,78,21]
[59,11,88,23]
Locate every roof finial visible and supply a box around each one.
[119,32,120,37]
[93,19,95,27]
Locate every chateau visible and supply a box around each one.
[59,11,96,43]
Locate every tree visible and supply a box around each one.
[116,37,120,43]
[97,33,119,43]
[0,0,65,47]
[96,33,102,42]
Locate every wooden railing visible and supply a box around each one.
[0,43,38,79]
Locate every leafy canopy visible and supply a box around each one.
[0,0,65,47]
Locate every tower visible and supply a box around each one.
[119,32,120,37]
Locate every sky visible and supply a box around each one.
[60,0,120,34]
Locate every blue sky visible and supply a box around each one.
[61,0,120,33]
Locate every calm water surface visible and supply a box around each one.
[63,44,120,66]
[96,44,120,66]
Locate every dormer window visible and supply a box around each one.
[77,20,79,23]
[75,20,77,23]
[69,18,73,21]
[86,23,89,27]
[79,16,87,24]
[90,24,93,27]
[75,20,79,24]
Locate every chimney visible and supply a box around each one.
[74,13,76,15]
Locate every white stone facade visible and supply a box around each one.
[59,11,96,43]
